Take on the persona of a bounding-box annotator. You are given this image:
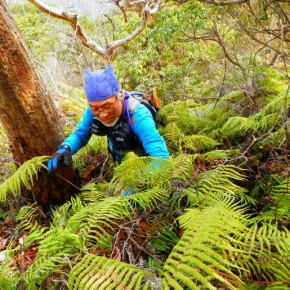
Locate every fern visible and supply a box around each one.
[0,156,49,204]
[161,122,184,151]
[23,226,82,290]
[150,227,180,254]
[194,164,250,207]
[197,149,240,161]
[234,222,290,283]
[221,116,256,138]
[183,134,219,152]
[0,265,20,290]
[66,196,131,246]
[127,187,170,211]
[16,203,41,232]
[162,204,246,290]
[112,154,174,191]
[68,254,157,290]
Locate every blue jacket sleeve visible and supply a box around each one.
[131,104,169,159]
[61,106,94,154]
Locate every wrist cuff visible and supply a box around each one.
[58,145,71,151]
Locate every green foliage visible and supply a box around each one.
[163,203,246,290]
[1,1,290,289]
[0,265,19,290]
[113,154,193,191]
[10,3,59,62]
[0,156,49,204]
[68,254,157,290]
[235,222,290,283]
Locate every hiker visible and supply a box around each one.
[47,65,169,174]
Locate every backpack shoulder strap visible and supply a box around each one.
[123,92,137,138]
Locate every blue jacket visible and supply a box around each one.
[61,99,169,159]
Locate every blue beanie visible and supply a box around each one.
[84,65,120,102]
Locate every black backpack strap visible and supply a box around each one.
[123,92,137,139]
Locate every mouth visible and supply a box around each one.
[102,117,117,126]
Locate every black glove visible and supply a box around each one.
[47,145,72,173]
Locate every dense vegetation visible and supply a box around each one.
[0,1,289,289]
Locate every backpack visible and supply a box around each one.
[127,88,160,120]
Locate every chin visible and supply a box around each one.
[102,118,118,127]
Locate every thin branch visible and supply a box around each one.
[211,21,247,77]
[27,0,106,57]
[115,0,128,22]
[28,0,162,63]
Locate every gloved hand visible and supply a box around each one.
[122,188,134,197]
[47,145,72,173]
[122,188,139,209]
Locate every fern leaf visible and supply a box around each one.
[162,204,246,289]
[0,156,49,204]
[66,196,131,246]
[127,187,170,211]
[183,134,218,152]
[68,254,156,290]
[113,155,175,191]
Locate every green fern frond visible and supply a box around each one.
[253,176,290,222]
[195,165,249,206]
[113,155,175,191]
[161,122,184,149]
[270,177,290,220]
[265,282,290,289]
[80,182,110,204]
[221,116,256,138]
[127,187,170,211]
[68,254,157,290]
[150,227,179,254]
[259,126,285,148]
[23,256,70,290]
[0,156,49,204]
[176,115,210,134]
[15,203,48,248]
[0,264,20,290]
[235,222,290,282]
[16,203,41,232]
[162,204,246,290]
[51,195,85,227]
[183,134,218,152]
[66,196,131,246]
[23,227,83,289]
[198,149,240,161]
[252,113,281,133]
[205,108,238,133]
[73,135,108,172]
[156,103,176,124]
[171,154,194,181]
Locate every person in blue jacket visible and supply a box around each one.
[47,65,169,175]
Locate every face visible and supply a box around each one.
[88,94,123,126]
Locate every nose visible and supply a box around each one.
[99,110,109,119]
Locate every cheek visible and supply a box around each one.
[91,108,99,116]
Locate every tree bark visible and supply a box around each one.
[0,0,65,164]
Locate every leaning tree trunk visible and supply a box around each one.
[0,0,77,211]
[0,0,64,163]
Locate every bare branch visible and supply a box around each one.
[28,0,106,57]
[115,0,128,22]
[106,0,161,57]
[28,0,161,63]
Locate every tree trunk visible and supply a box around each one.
[0,1,78,210]
[0,0,64,164]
